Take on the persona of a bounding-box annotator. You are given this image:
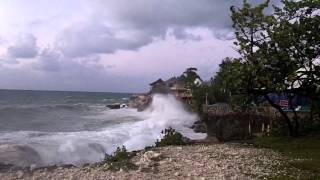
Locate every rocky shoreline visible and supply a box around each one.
[0,142,298,180]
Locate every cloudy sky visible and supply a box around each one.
[0,0,267,93]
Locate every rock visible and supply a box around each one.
[143,151,162,161]
[128,94,152,111]
[30,164,37,171]
[193,123,207,133]
[106,103,121,109]
[16,170,24,178]
[0,143,294,179]
[68,174,75,180]
[135,151,163,170]
[158,160,167,165]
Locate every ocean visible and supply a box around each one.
[0,89,205,167]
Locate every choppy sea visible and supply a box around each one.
[0,89,205,166]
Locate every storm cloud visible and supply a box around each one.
[55,23,153,57]
[7,34,38,59]
[54,0,270,57]
[0,0,275,92]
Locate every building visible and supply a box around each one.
[149,79,169,94]
[149,77,193,104]
[169,83,193,104]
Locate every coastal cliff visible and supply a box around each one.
[128,94,152,112]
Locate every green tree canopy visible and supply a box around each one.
[180,67,202,88]
[230,0,320,136]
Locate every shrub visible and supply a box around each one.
[100,146,137,171]
[155,127,189,147]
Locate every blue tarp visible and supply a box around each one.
[267,93,310,111]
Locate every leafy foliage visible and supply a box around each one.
[180,67,202,88]
[192,58,251,113]
[192,84,211,113]
[230,0,320,136]
[155,127,188,147]
[210,57,250,105]
[100,146,137,171]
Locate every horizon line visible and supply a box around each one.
[0,88,138,94]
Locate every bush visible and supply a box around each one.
[155,127,189,147]
[100,146,137,171]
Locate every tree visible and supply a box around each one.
[179,67,205,113]
[273,0,320,130]
[210,57,248,105]
[230,0,320,137]
[192,83,211,113]
[181,67,202,88]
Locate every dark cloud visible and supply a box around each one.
[171,28,202,41]
[0,0,280,92]
[98,0,236,29]
[55,23,153,57]
[55,0,271,57]
[7,34,38,59]
[213,29,235,41]
[34,47,116,74]
[35,48,61,72]
[96,0,272,34]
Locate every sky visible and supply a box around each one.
[0,0,267,93]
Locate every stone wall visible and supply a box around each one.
[204,113,270,142]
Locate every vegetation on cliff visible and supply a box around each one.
[99,146,137,171]
[155,127,189,147]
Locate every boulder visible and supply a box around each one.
[192,121,207,133]
[106,103,121,109]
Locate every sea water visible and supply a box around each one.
[0,89,206,166]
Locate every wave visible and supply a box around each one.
[0,104,98,117]
[0,94,206,167]
[1,104,93,111]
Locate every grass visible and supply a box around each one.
[251,136,320,179]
